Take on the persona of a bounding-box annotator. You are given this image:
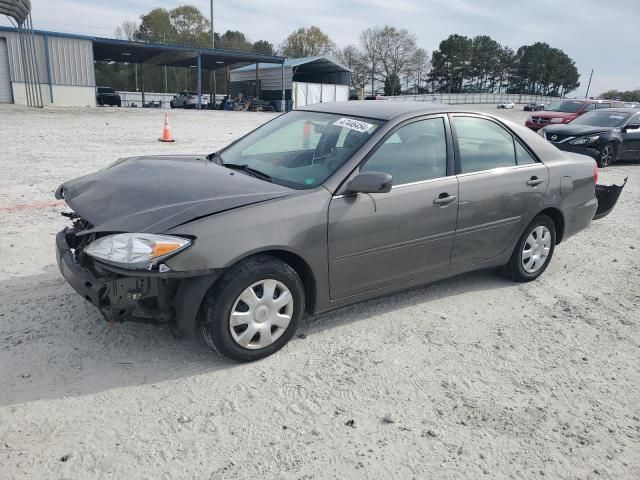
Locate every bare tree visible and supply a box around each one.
[332,45,368,97]
[377,26,423,94]
[115,20,138,41]
[359,27,383,95]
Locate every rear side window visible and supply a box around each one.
[453,117,517,173]
[361,118,447,185]
[597,103,611,109]
[583,103,596,112]
[514,140,536,165]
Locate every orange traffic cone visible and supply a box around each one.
[158,112,175,142]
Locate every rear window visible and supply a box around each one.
[545,100,585,113]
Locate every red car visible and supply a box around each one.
[525,99,625,131]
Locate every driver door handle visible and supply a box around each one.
[527,176,544,186]
[433,194,457,205]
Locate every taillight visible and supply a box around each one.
[593,164,599,184]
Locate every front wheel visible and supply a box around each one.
[201,255,304,362]
[501,214,556,282]
[597,142,617,168]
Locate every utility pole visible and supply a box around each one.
[585,69,593,98]
[163,33,167,93]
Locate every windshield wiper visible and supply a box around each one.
[207,152,272,182]
[221,163,272,182]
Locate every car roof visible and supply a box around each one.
[300,101,467,120]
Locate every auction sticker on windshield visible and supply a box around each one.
[333,118,375,133]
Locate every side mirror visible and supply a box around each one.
[624,123,640,130]
[347,171,393,194]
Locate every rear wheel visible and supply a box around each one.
[201,255,304,362]
[598,142,618,168]
[502,214,556,282]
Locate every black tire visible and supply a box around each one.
[597,142,618,168]
[98,98,104,106]
[201,255,305,362]
[501,214,556,282]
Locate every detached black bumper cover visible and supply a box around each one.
[594,178,628,220]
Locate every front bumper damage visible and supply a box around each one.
[56,227,221,337]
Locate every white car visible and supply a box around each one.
[170,91,208,109]
[497,102,516,109]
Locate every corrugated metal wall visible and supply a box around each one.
[0,31,95,86]
[0,30,47,83]
[231,66,293,91]
[48,35,94,86]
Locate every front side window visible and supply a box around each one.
[360,118,447,185]
[219,111,382,189]
[454,117,517,173]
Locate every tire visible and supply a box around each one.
[201,255,305,362]
[98,98,104,107]
[597,142,618,168]
[501,214,556,282]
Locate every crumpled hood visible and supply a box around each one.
[56,155,293,233]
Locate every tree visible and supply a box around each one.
[218,30,253,51]
[600,89,640,102]
[359,27,383,95]
[253,40,275,56]
[332,45,368,96]
[115,20,138,41]
[427,34,473,93]
[169,5,210,46]
[280,26,335,57]
[136,8,173,43]
[384,74,401,96]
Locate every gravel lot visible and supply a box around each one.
[0,104,638,480]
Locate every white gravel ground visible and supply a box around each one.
[0,104,638,480]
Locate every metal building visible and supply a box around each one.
[0,26,286,107]
[230,56,351,109]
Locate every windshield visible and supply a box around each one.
[570,111,631,127]
[545,100,584,113]
[98,87,114,94]
[217,111,382,189]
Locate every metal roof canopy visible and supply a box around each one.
[0,0,31,24]
[233,56,350,75]
[92,37,285,69]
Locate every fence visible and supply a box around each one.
[384,93,559,105]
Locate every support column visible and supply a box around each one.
[43,33,53,103]
[281,62,285,112]
[255,62,259,100]
[197,53,202,109]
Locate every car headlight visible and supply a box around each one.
[526,116,533,122]
[537,128,545,137]
[84,233,191,269]
[570,135,599,146]
[550,118,564,123]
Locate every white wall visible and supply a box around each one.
[11,82,95,106]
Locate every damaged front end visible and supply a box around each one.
[56,212,220,336]
[594,177,628,220]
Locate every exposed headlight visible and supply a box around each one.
[570,135,599,145]
[84,233,191,269]
[537,128,545,137]
[549,118,564,123]
[526,116,533,122]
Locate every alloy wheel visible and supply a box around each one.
[229,279,294,350]
[600,144,614,166]
[522,226,551,274]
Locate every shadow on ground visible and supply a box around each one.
[0,266,511,406]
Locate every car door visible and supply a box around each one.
[328,115,459,299]
[450,114,549,268]
[619,112,640,160]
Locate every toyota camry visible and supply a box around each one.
[55,102,626,362]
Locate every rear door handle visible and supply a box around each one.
[433,194,457,205]
[527,177,544,186]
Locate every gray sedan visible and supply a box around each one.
[55,102,625,362]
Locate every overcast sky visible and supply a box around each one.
[2,0,637,96]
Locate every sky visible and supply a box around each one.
[2,0,638,96]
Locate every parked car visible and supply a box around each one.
[364,95,386,100]
[525,99,625,131]
[55,102,625,362]
[96,87,121,107]
[540,108,640,167]
[170,91,207,109]
[497,101,515,109]
[524,102,545,111]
